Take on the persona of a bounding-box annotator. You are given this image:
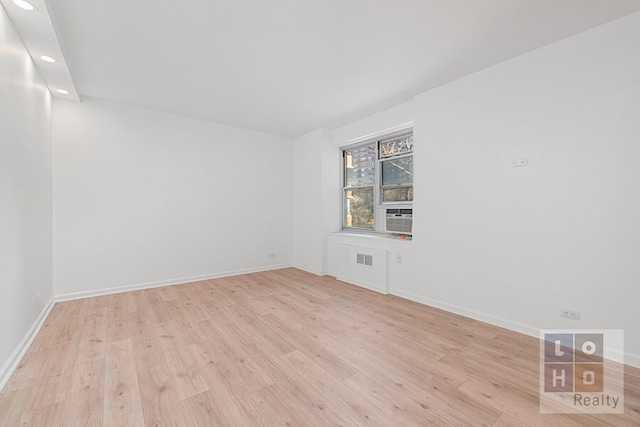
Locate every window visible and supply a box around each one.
[342,131,413,234]
[380,134,413,203]
[343,144,376,228]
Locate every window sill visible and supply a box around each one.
[334,230,413,242]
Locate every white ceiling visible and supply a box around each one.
[19,1,640,136]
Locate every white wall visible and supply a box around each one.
[413,11,640,361]
[293,129,341,275]
[53,98,293,297]
[328,12,640,366]
[0,5,53,383]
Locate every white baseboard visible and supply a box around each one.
[55,264,293,302]
[625,352,640,369]
[390,287,640,369]
[390,287,539,337]
[292,264,328,277]
[0,264,290,393]
[4,266,637,398]
[0,297,56,392]
[337,275,389,295]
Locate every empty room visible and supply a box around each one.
[1,0,639,425]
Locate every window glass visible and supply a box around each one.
[382,187,413,203]
[344,144,376,187]
[345,188,374,228]
[380,134,414,158]
[381,156,413,186]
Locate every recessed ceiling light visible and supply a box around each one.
[13,0,36,11]
[56,89,70,95]
[40,55,57,63]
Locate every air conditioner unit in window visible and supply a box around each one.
[385,208,412,235]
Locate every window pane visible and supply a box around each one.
[382,186,413,202]
[381,156,413,186]
[345,188,374,228]
[380,134,413,158]
[345,144,376,187]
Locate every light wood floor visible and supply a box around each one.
[0,268,638,426]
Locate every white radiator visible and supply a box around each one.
[337,244,388,294]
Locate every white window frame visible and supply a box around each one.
[341,125,414,235]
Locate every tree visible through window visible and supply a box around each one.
[342,131,413,232]
[344,144,375,228]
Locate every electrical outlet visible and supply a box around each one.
[513,158,529,167]
[396,254,402,263]
[561,308,581,321]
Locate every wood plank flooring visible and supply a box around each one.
[0,268,638,426]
